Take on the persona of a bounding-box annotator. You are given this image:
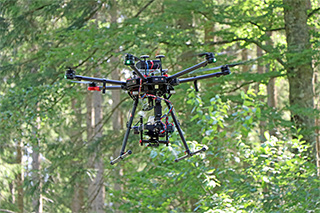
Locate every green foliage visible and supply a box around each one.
[187,91,319,212]
[0,157,20,210]
[237,135,319,212]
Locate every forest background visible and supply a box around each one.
[0,0,320,212]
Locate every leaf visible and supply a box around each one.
[264,131,270,141]
[150,150,158,158]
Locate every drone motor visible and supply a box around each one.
[136,60,162,70]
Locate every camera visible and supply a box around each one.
[132,117,175,138]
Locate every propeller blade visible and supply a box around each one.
[189,65,222,74]
[70,81,93,84]
[188,56,262,75]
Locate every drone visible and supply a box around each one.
[65,52,231,165]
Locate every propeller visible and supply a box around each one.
[189,56,262,75]
[71,81,96,85]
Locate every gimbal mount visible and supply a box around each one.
[65,52,231,165]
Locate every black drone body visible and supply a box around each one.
[65,52,231,165]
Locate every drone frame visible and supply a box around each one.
[65,52,231,165]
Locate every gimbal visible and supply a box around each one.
[65,52,231,165]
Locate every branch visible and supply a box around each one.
[74,48,99,69]
[207,37,285,67]
[134,0,155,18]
[19,3,52,17]
[161,35,285,67]
[243,38,285,67]
[249,21,284,32]
[87,96,130,143]
[44,96,130,180]
[226,80,255,93]
[30,4,50,13]
[0,209,16,213]
[199,10,284,32]
[225,73,286,93]
[66,5,101,30]
[206,38,244,46]
[308,7,320,18]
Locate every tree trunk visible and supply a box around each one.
[71,98,85,213]
[86,93,94,143]
[85,6,106,212]
[109,1,124,211]
[72,181,85,213]
[87,88,105,213]
[265,31,278,136]
[32,112,42,213]
[314,74,320,176]
[256,46,264,88]
[204,24,215,43]
[110,0,121,131]
[257,46,267,141]
[241,48,250,93]
[111,69,121,130]
[283,0,315,148]
[16,139,24,213]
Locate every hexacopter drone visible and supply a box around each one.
[65,52,231,165]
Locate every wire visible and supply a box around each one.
[136,72,174,125]
[145,60,149,75]
[140,94,173,120]
[160,121,166,134]
[148,61,155,76]
[138,78,143,97]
